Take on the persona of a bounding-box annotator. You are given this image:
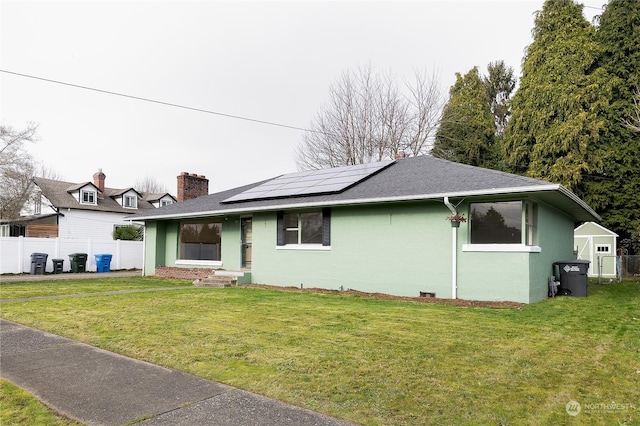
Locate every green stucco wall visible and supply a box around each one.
[251,203,454,298]
[142,197,580,303]
[528,204,576,302]
[452,200,575,304]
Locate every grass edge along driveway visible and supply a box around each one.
[1,278,638,425]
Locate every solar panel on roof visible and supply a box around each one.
[222,159,395,203]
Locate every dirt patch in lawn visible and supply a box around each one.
[239,284,524,308]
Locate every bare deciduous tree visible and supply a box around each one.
[135,176,168,194]
[0,124,39,219]
[295,65,443,170]
[623,87,640,132]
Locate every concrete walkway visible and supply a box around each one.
[0,319,355,426]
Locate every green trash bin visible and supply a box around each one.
[69,253,88,273]
[52,259,64,274]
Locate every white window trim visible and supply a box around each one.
[276,244,331,251]
[80,189,97,205]
[595,244,611,253]
[175,259,223,267]
[462,244,541,253]
[124,194,138,209]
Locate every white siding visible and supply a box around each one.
[58,210,133,240]
[0,236,143,274]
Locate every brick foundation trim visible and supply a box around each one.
[155,266,216,280]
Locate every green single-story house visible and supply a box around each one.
[129,155,600,304]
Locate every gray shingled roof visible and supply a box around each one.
[129,155,600,222]
[33,177,157,214]
[143,193,177,203]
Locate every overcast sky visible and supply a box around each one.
[1,0,604,195]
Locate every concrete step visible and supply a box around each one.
[193,275,237,288]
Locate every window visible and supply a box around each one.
[179,221,221,261]
[277,209,330,247]
[160,199,174,207]
[524,201,537,245]
[34,197,41,214]
[124,195,137,209]
[596,245,611,253]
[470,201,536,245]
[81,189,96,205]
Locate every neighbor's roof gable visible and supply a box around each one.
[33,177,156,214]
[129,155,600,222]
[575,221,618,237]
[110,188,143,198]
[144,193,177,203]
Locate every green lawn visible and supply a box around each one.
[0,379,81,426]
[0,276,192,299]
[1,279,638,425]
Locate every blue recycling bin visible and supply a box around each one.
[94,254,113,273]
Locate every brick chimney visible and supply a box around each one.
[93,169,106,199]
[177,172,209,202]
[395,151,406,159]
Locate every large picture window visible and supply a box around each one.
[470,201,536,245]
[277,208,330,247]
[179,221,221,260]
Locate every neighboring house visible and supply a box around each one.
[0,170,185,240]
[574,222,618,278]
[130,155,601,304]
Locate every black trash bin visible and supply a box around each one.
[94,254,112,273]
[30,253,48,275]
[552,259,590,297]
[69,253,88,273]
[52,259,64,274]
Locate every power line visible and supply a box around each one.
[0,69,326,135]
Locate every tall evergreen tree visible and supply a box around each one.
[484,60,516,136]
[503,0,610,193]
[432,67,497,167]
[586,0,640,248]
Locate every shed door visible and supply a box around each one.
[241,217,252,269]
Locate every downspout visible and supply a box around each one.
[444,197,457,299]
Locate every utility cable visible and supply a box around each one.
[0,69,329,135]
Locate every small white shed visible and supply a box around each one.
[574,222,618,278]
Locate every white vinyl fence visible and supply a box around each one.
[0,236,143,274]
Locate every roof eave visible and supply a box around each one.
[556,185,601,222]
[130,184,584,221]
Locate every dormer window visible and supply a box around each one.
[124,194,138,209]
[160,199,174,207]
[81,189,97,205]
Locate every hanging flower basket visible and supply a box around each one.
[446,213,467,227]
